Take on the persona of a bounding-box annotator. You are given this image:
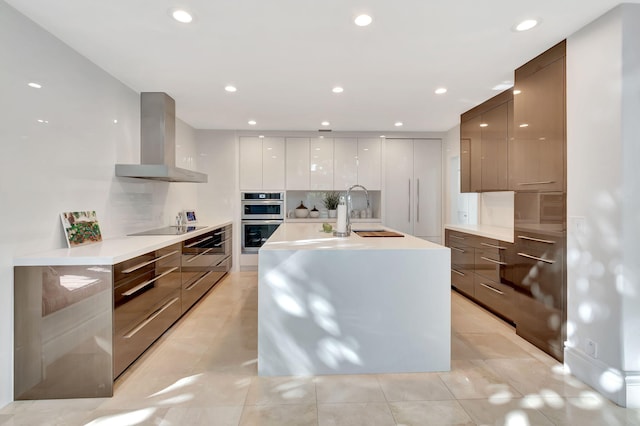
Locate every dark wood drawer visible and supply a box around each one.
[450,244,473,270]
[451,267,474,298]
[474,275,514,321]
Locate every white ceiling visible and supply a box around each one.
[5,0,633,132]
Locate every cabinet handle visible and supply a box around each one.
[451,269,465,277]
[416,178,420,222]
[450,246,465,253]
[480,242,506,250]
[186,247,214,263]
[123,297,180,339]
[214,237,231,248]
[480,282,504,295]
[518,181,555,186]
[517,252,555,264]
[450,235,465,240]
[122,267,179,297]
[408,179,411,222]
[185,235,214,248]
[517,235,556,244]
[480,256,507,266]
[214,231,225,236]
[185,271,213,291]
[121,250,180,274]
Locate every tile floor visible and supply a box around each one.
[2,271,640,425]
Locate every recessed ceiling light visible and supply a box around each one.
[113,119,118,124]
[513,89,522,95]
[514,19,538,32]
[354,14,373,26]
[321,121,330,126]
[394,122,403,127]
[248,120,257,125]
[332,87,344,93]
[480,123,488,128]
[172,9,193,23]
[434,87,447,95]
[28,82,42,89]
[225,85,237,92]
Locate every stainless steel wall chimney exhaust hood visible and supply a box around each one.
[115,92,208,183]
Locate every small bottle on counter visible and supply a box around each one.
[334,195,349,236]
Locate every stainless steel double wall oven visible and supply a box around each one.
[241,192,284,253]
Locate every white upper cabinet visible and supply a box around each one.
[286,138,310,190]
[333,138,358,190]
[239,136,263,190]
[356,138,382,190]
[310,137,334,190]
[239,136,285,190]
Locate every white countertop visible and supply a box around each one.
[261,222,445,251]
[284,217,381,224]
[14,219,232,266]
[444,223,514,243]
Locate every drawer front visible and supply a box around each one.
[114,261,181,314]
[451,267,474,298]
[446,230,475,246]
[182,255,232,313]
[450,244,474,270]
[114,290,181,377]
[114,244,181,283]
[474,275,514,321]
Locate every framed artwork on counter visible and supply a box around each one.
[60,211,102,247]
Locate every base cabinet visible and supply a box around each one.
[14,225,233,400]
[446,229,514,322]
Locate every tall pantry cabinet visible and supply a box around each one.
[384,139,442,243]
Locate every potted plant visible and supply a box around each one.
[323,191,340,218]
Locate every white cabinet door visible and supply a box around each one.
[262,137,285,190]
[413,140,442,241]
[384,139,414,234]
[286,138,310,190]
[334,138,358,190]
[357,138,381,190]
[310,137,334,190]
[239,136,263,190]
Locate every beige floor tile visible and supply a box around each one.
[318,402,395,426]
[484,358,591,397]
[161,406,243,426]
[456,333,533,359]
[535,395,640,425]
[0,414,12,425]
[451,333,483,360]
[438,360,522,400]
[458,397,555,425]
[245,376,317,405]
[389,400,474,426]
[376,373,454,401]
[83,408,169,425]
[239,403,317,426]
[315,375,385,404]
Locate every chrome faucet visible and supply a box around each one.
[345,184,369,234]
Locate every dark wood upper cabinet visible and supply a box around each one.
[510,40,566,192]
[460,90,511,193]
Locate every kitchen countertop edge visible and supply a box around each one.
[14,219,233,266]
[444,224,514,243]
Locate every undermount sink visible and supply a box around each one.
[353,230,404,238]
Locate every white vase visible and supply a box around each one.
[328,209,337,218]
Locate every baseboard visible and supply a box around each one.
[565,346,640,408]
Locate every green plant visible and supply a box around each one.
[322,191,340,210]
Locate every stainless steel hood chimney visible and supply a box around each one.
[115,92,208,183]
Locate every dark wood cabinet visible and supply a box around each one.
[460,90,512,193]
[510,40,566,192]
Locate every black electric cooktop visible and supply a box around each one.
[128,226,206,236]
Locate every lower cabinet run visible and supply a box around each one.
[446,229,515,323]
[14,224,232,400]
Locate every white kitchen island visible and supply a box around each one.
[258,223,451,376]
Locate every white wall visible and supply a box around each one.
[566,3,640,407]
[479,192,514,228]
[0,2,200,407]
